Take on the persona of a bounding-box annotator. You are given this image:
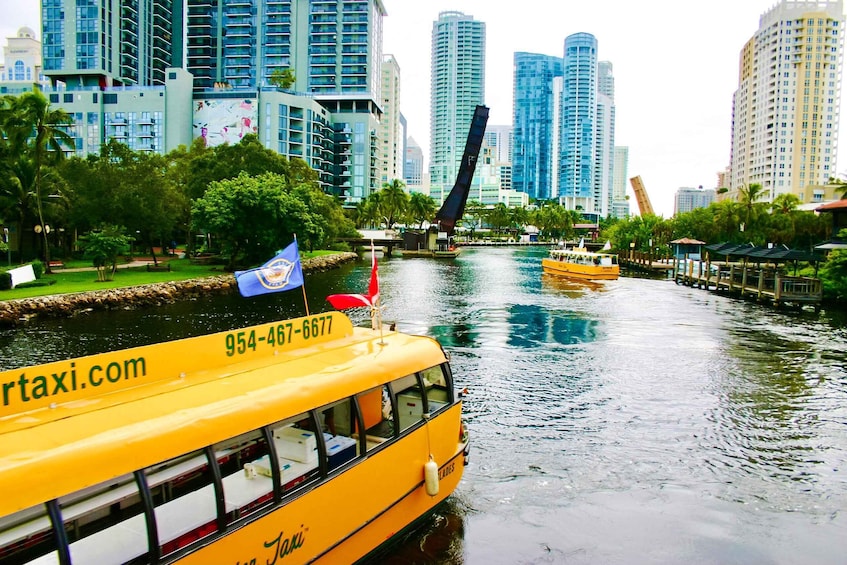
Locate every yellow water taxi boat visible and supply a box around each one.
[0,312,469,564]
[542,245,620,281]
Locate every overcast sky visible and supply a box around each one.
[3,1,845,216]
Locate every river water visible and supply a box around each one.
[2,246,846,564]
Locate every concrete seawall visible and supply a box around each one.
[0,252,358,327]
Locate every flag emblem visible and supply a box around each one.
[235,241,304,298]
[254,256,297,291]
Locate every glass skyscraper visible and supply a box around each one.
[512,52,562,201]
[429,11,485,201]
[42,0,179,88]
[559,32,598,211]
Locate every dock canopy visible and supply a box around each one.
[704,242,819,263]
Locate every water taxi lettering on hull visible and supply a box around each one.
[0,312,469,565]
[541,243,620,282]
[262,526,307,565]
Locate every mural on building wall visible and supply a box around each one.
[193,98,258,147]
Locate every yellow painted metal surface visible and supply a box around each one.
[0,313,451,518]
[542,250,620,281]
[176,404,466,565]
[0,312,353,419]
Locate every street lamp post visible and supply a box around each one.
[3,227,9,266]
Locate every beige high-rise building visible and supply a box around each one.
[729,0,845,204]
[380,55,402,186]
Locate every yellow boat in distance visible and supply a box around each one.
[0,312,469,565]
[542,244,620,281]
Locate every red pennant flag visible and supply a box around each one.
[327,242,379,310]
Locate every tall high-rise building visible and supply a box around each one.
[483,124,512,190]
[379,55,402,185]
[729,0,844,204]
[429,11,485,202]
[594,60,616,217]
[42,0,180,88]
[611,146,630,219]
[512,52,563,201]
[404,136,425,189]
[483,125,512,165]
[559,32,598,212]
[185,0,385,96]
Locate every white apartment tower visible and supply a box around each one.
[729,0,845,204]
[429,11,486,202]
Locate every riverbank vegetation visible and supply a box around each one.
[1,249,341,301]
[600,188,847,302]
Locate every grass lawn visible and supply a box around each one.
[1,250,340,301]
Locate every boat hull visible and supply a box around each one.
[542,257,619,281]
[177,404,468,565]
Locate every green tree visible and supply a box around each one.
[533,202,574,241]
[509,206,529,236]
[713,199,744,242]
[485,203,511,237]
[671,206,717,243]
[0,91,74,271]
[59,140,183,265]
[192,172,327,270]
[737,182,767,232]
[289,183,357,251]
[354,194,381,229]
[818,229,847,301]
[78,225,132,282]
[407,192,437,228]
[460,200,484,238]
[269,68,296,90]
[378,179,409,229]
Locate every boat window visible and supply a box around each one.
[356,384,396,452]
[422,364,452,415]
[214,429,273,522]
[0,503,57,565]
[392,373,425,432]
[314,399,359,472]
[146,449,218,557]
[53,472,148,564]
[269,412,321,493]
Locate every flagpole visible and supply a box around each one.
[367,240,385,344]
[295,234,310,316]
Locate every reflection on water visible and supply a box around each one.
[2,247,847,564]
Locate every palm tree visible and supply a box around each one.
[354,195,381,229]
[737,182,766,231]
[379,179,409,229]
[713,200,743,242]
[0,91,74,272]
[407,191,436,228]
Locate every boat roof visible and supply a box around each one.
[549,247,616,257]
[0,313,446,515]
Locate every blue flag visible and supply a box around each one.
[234,242,304,298]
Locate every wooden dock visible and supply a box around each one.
[673,259,822,311]
[619,251,675,275]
